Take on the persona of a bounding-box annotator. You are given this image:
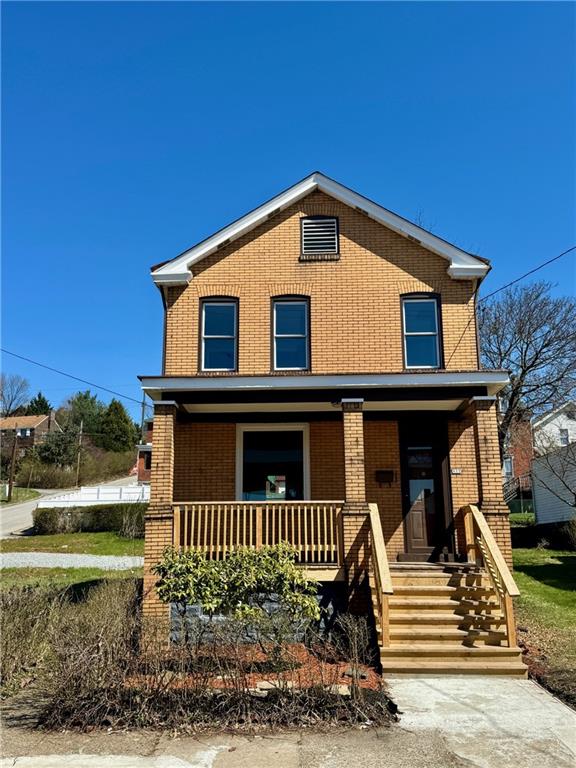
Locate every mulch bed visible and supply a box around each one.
[130,642,382,694]
[518,637,576,710]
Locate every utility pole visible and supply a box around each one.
[7,427,18,502]
[75,419,84,488]
[139,397,146,443]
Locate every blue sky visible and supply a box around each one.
[2,1,575,420]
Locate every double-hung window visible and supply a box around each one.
[559,428,569,447]
[201,300,237,371]
[402,297,441,369]
[273,299,309,370]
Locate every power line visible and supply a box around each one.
[1,348,152,411]
[479,245,576,304]
[445,244,576,367]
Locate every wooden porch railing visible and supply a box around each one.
[461,504,520,647]
[368,503,393,647]
[173,501,344,565]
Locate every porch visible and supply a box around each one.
[140,371,523,673]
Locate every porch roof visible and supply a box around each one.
[139,370,508,413]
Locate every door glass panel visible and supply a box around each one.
[242,430,304,501]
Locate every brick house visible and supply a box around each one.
[136,418,153,483]
[0,412,61,457]
[139,173,525,675]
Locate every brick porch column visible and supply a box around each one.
[143,400,177,628]
[470,395,513,567]
[341,398,370,612]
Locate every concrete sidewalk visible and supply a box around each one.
[387,675,576,768]
[1,677,574,767]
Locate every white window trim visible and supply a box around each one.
[235,423,311,500]
[402,298,440,370]
[559,428,570,446]
[201,301,237,372]
[273,300,309,371]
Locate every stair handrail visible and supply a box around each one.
[368,503,393,647]
[461,504,519,647]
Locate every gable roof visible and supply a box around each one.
[0,414,49,430]
[151,172,490,286]
[532,401,576,430]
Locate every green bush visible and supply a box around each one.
[16,450,136,489]
[33,503,147,538]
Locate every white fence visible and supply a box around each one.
[37,484,150,509]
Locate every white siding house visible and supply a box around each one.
[532,445,576,525]
[533,402,576,454]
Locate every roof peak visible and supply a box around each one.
[151,173,490,286]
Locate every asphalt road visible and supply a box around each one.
[0,476,136,538]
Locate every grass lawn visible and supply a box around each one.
[509,511,536,527]
[513,547,576,707]
[0,487,40,505]
[0,566,143,590]
[0,531,144,557]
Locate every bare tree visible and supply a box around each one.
[0,374,30,417]
[479,282,576,455]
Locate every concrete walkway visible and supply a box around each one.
[0,552,143,570]
[1,677,574,767]
[387,675,576,768]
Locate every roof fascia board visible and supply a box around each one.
[140,371,509,397]
[151,173,489,285]
[532,401,576,428]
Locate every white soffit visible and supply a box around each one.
[151,172,489,285]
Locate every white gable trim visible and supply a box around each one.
[151,172,489,285]
[532,401,576,429]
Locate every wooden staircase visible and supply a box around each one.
[367,503,527,677]
[372,563,527,675]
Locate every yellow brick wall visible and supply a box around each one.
[364,420,405,561]
[173,422,236,500]
[163,191,478,375]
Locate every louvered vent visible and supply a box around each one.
[301,217,339,257]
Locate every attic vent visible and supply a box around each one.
[301,217,339,258]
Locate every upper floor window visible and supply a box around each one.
[273,299,309,371]
[301,217,339,256]
[201,300,237,371]
[502,456,514,478]
[402,297,440,369]
[559,428,569,447]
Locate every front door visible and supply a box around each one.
[240,428,305,501]
[401,423,452,560]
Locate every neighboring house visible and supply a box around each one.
[0,412,61,456]
[532,444,576,525]
[501,415,534,502]
[532,401,576,455]
[139,172,525,676]
[136,418,153,483]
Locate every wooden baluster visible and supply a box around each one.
[184,506,190,551]
[256,505,262,549]
[303,504,309,563]
[504,593,517,647]
[173,505,180,549]
[463,505,476,563]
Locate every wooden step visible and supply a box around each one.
[389,628,507,645]
[380,659,528,676]
[392,587,497,602]
[389,613,506,629]
[388,597,500,613]
[380,644,522,658]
